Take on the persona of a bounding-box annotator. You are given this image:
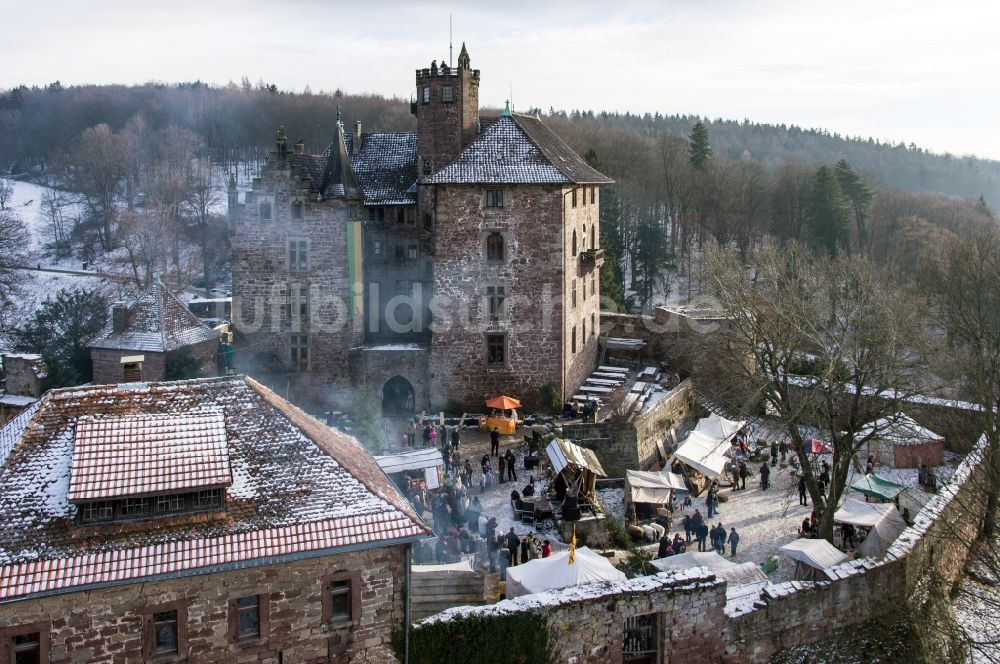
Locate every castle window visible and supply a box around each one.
[590,225,595,250]
[259,200,272,221]
[141,602,188,660]
[583,319,586,341]
[121,497,149,518]
[572,279,577,308]
[235,596,261,640]
[424,212,433,229]
[321,572,359,626]
[572,326,577,353]
[591,311,596,337]
[405,207,416,225]
[407,244,418,261]
[291,201,303,220]
[486,232,504,262]
[486,286,506,321]
[81,500,113,523]
[591,187,596,204]
[287,284,309,329]
[156,494,185,515]
[583,278,587,301]
[10,631,43,664]
[372,239,383,257]
[289,239,308,271]
[152,610,179,655]
[290,333,308,371]
[442,86,454,103]
[571,189,577,208]
[422,86,430,104]
[395,245,406,262]
[422,158,432,176]
[485,189,504,208]
[367,207,378,222]
[486,333,506,367]
[193,488,222,510]
[572,230,578,257]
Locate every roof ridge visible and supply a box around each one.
[504,114,575,181]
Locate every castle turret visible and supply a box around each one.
[414,42,480,179]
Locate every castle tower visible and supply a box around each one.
[414,42,480,179]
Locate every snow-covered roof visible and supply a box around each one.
[67,412,232,500]
[87,282,218,353]
[0,375,429,602]
[427,114,613,185]
[626,468,687,504]
[546,437,606,477]
[779,538,848,570]
[670,431,731,478]
[857,412,944,445]
[374,447,443,474]
[505,546,627,599]
[350,132,418,205]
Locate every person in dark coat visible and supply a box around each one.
[727,528,740,556]
[759,462,770,490]
[505,450,518,482]
[770,441,779,466]
[487,533,500,572]
[672,533,685,554]
[683,514,693,543]
[451,427,461,450]
[520,536,530,563]
[739,462,749,490]
[498,545,511,580]
[696,521,709,552]
[484,516,498,541]
[798,475,808,505]
[505,527,520,565]
[490,428,500,456]
[657,533,672,558]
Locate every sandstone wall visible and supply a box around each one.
[0,545,407,664]
[90,349,166,385]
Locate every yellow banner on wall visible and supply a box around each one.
[346,221,364,315]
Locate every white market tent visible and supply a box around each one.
[780,538,848,581]
[374,448,443,474]
[650,552,769,603]
[669,430,730,479]
[626,469,687,505]
[693,413,746,443]
[835,498,908,557]
[505,547,627,598]
[546,438,606,477]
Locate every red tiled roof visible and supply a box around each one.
[67,413,231,501]
[0,512,424,601]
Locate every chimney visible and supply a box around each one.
[294,140,305,155]
[353,121,362,155]
[112,302,128,333]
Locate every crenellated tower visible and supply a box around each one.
[413,42,480,179]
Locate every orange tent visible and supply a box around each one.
[485,395,521,410]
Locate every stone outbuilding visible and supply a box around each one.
[88,282,220,384]
[0,374,430,663]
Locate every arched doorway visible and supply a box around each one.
[382,375,415,416]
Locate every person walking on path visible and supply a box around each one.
[683,514,693,543]
[706,487,717,518]
[451,427,461,450]
[728,527,740,557]
[770,440,779,467]
[759,462,770,490]
[739,461,749,490]
[657,533,672,558]
[490,428,500,457]
[407,420,416,447]
[541,540,552,558]
[798,476,808,505]
[696,521,709,552]
[428,426,438,448]
[505,449,518,482]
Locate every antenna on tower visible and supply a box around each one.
[509,81,514,113]
[449,15,453,68]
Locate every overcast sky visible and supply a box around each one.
[3,0,998,159]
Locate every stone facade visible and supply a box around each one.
[0,545,406,664]
[564,380,697,477]
[414,48,480,178]
[1,353,45,397]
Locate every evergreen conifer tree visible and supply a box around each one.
[807,165,851,256]
[689,121,712,170]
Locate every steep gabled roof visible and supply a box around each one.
[350,132,418,205]
[427,114,613,185]
[319,121,362,200]
[0,375,430,602]
[87,282,218,353]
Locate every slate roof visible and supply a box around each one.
[349,133,418,205]
[427,114,613,185]
[0,375,430,602]
[67,412,232,501]
[88,282,219,353]
[319,122,361,200]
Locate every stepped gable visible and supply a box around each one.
[87,281,218,353]
[0,375,430,602]
[427,113,614,185]
[349,132,418,205]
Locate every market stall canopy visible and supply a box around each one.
[626,469,687,504]
[780,538,848,570]
[850,473,906,501]
[693,413,746,442]
[505,546,627,598]
[834,498,899,528]
[857,413,944,445]
[374,448,443,474]
[650,552,768,589]
[485,395,521,410]
[546,438,607,477]
[670,431,730,478]
[857,505,908,557]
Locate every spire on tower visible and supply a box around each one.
[458,42,470,69]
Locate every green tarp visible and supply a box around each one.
[850,473,906,501]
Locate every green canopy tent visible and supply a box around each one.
[850,473,906,502]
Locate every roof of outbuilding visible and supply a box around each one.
[0,375,430,602]
[87,282,219,353]
[349,133,418,205]
[427,114,613,185]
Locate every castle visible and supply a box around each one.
[230,45,612,413]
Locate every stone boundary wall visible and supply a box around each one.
[419,568,728,664]
[724,436,989,662]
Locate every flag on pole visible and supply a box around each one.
[568,524,577,565]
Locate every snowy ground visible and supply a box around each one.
[953,541,1000,663]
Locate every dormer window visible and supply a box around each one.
[69,412,232,526]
